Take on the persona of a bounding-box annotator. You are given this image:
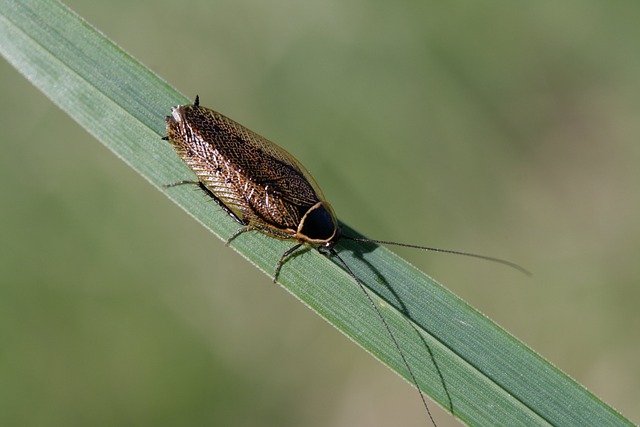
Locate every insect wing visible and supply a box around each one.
[166,104,330,233]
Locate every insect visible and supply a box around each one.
[163,95,529,426]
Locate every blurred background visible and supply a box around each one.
[1,1,639,426]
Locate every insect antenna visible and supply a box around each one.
[326,248,438,427]
[342,236,531,276]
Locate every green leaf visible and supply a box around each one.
[0,0,631,425]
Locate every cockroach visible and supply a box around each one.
[163,95,529,426]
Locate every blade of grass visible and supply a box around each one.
[0,0,632,425]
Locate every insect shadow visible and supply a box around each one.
[327,224,455,415]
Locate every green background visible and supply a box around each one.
[1,1,638,426]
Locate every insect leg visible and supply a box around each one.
[273,243,304,283]
[163,179,200,189]
[164,180,245,225]
[226,226,254,246]
[195,182,245,225]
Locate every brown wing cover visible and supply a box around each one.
[166,104,323,233]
